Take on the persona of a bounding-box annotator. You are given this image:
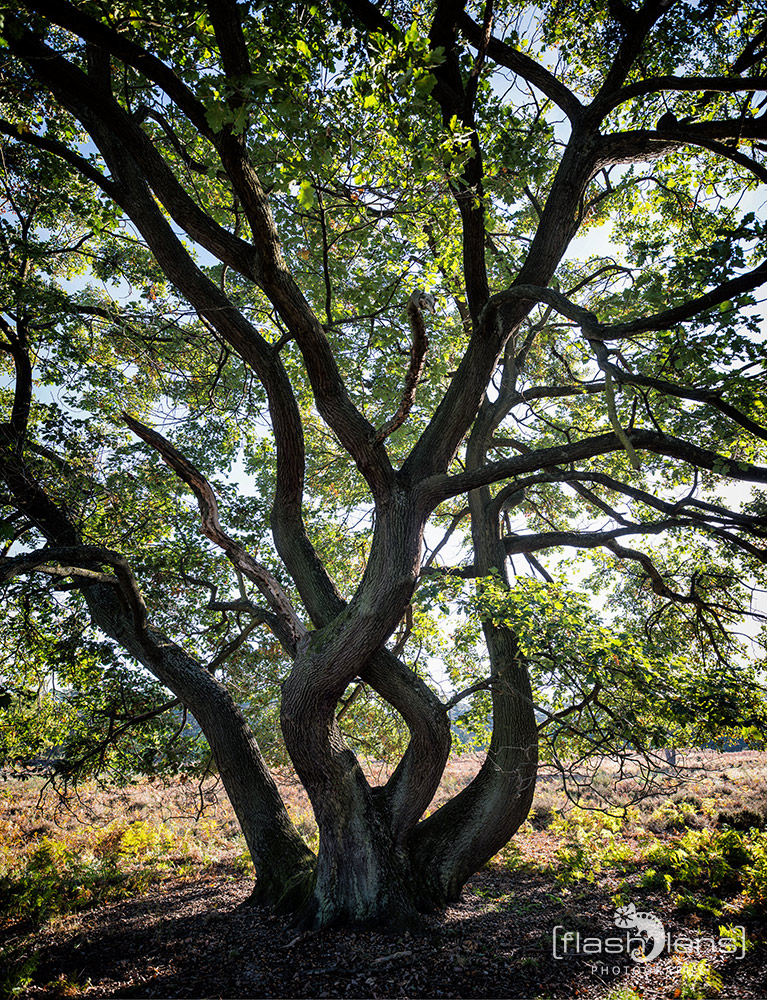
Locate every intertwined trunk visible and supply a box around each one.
[1,436,539,930]
[281,652,423,928]
[279,489,433,927]
[275,479,539,927]
[280,642,536,926]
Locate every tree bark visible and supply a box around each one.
[279,490,437,926]
[281,670,422,928]
[409,625,538,903]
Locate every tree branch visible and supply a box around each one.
[493,468,767,533]
[502,518,688,555]
[594,0,676,100]
[604,537,708,607]
[601,74,767,114]
[500,266,767,352]
[597,117,767,173]
[375,292,432,443]
[18,0,215,139]
[589,341,767,444]
[537,682,602,732]
[0,119,117,197]
[124,413,306,648]
[444,677,492,711]
[207,619,260,674]
[2,23,262,283]
[458,12,584,121]
[420,429,767,504]
[0,545,148,630]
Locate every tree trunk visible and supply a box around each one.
[281,646,423,928]
[0,445,317,910]
[279,488,442,926]
[82,583,316,910]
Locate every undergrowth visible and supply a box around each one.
[0,782,252,996]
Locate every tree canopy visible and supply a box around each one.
[1,0,766,929]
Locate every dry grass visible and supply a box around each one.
[2,749,766,877]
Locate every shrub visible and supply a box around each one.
[605,988,643,1000]
[549,807,635,884]
[641,828,767,907]
[717,808,764,830]
[0,835,152,927]
[647,799,703,833]
[677,958,723,998]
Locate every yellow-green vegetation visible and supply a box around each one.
[544,813,767,921]
[605,988,643,1000]
[0,781,251,921]
[553,816,761,920]
[641,827,767,911]
[485,751,767,929]
[1,831,156,927]
[676,957,724,998]
[0,776,252,995]
[285,806,319,853]
[548,805,636,884]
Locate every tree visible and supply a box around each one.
[1,0,766,930]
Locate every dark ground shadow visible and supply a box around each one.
[6,862,767,999]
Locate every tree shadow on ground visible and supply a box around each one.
[8,863,767,999]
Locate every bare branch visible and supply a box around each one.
[206,619,260,674]
[537,682,602,732]
[421,429,767,504]
[0,545,147,629]
[18,0,214,139]
[604,537,707,607]
[444,677,492,711]
[0,119,117,197]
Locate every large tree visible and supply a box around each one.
[1,0,767,929]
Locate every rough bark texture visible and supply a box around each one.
[279,492,438,926]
